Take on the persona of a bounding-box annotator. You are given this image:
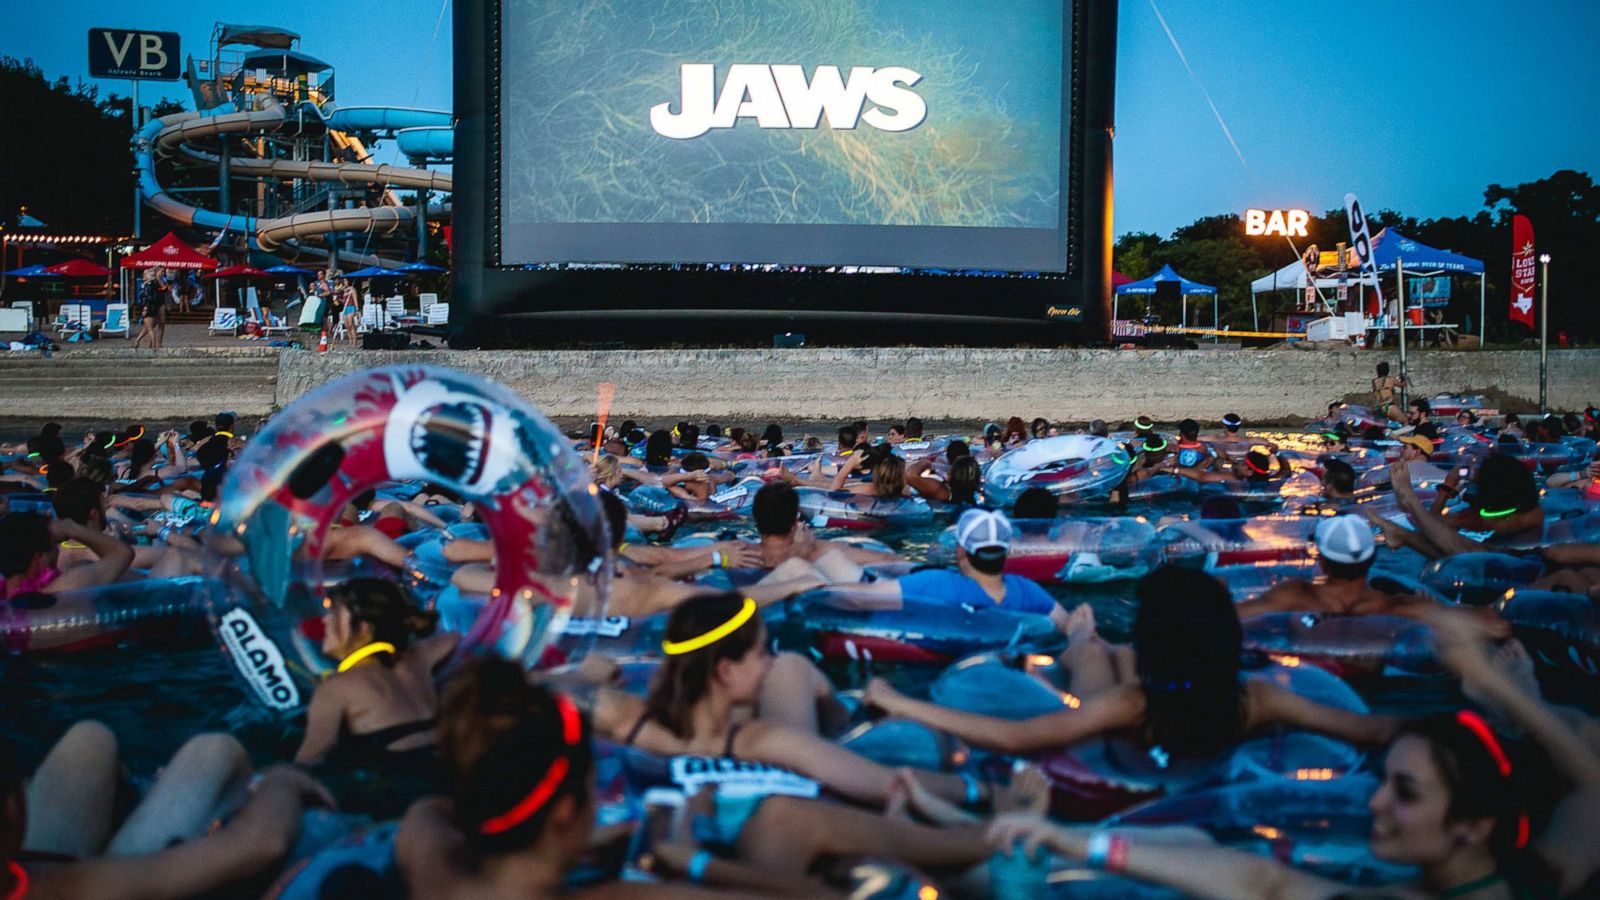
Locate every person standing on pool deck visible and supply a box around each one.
[1372,361,1406,418]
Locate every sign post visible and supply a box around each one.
[1539,254,1551,413]
[88,28,181,241]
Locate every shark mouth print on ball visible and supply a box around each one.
[384,380,520,494]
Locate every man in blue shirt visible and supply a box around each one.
[824,509,1072,634]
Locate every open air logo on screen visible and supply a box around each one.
[650,64,927,140]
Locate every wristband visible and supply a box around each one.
[158,526,173,544]
[1085,831,1111,869]
[961,772,982,808]
[686,849,713,883]
[711,550,724,569]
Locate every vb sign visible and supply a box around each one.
[1244,209,1310,237]
[88,28,181,81]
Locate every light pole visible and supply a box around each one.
[1538,253,1551,413]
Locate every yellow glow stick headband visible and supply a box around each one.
[661,598,757,655]
[336,641,396,672]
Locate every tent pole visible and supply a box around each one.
[1478,272,1485,347]
[1182,294,1187,330]
[1397,258,1408,411]
[1213,295,1218,342]
[1252,292,1259,332]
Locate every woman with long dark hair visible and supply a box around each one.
[865,566,1397,765]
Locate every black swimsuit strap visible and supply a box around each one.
[623,713,650,747]
[725,722,745,758]
[344,716,437,751]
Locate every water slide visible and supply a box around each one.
[134,98,452,262]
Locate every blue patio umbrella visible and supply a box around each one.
[4,264,58,277]
[344,265,403,279]
[396,261,446,274]
[263,263,315,276]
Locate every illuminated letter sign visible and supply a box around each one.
[1244,208,1310,237]
[651,64,926,140]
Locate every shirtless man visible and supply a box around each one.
[752,482,899,569]
[1236,515,1508,635]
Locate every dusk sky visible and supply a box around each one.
[7,0,1598,237]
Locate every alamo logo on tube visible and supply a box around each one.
[220,608,300,711]
[651,64,927,140]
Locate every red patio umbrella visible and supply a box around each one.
[44,259,112,277]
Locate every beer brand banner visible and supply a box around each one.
[1510,214,1535,329]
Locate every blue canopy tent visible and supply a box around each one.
[1114,264,1219,337]
[344,266,403,279]
[263,263,315,277]
[3,265,58,278]
[1374,230,1486,344]
[395,260,445,275]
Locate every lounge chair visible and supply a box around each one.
[208,307,240,336]
[102,303,131,338]
[425,302,450,326]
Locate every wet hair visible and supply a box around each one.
[1409,398,1431,416]
[837,425,858,449]
[326,578,438,656]
[676,423,699,449]
[0,512,53,578]
[644,430,674,467]
[1243,449,1274,481]
[75,454,113,487]
[29,425,65,463]
[618,420,637,438]
[44,460,77,489]
[753,482,799,536]
[1004,417,1028,442]
[801,436,824,453]
[706,424,725,439]
[1178,419,1199,440]
[438,657,593,855]
[871,453,906,498]
[1029,418,1050,439]
[1476,454,1539,514]
[945,440,971,464]
[1089,419,1109,437]
[599,489,628,550]
[127,439,158,476]
[852,420,868,438]
[643,592,763,739]
[215,412,236,432]
[1376,362,1390,377]
[195,435,230,471]
[888,423,906,438]
[1199,495,1243,520]
[737,432,759,453]
[1133,566,1244,758]
[1012,486,1057,520]
[1361,425,1387,442]
[760,424,783,449]
[52,478,104,527]
[680,452,710,472]
[1321,458,1356,495]
[905,417,924,438]
[1391,714,1548,870]
[947,456,982,505]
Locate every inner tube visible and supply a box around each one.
[1109,775,1415,886]
[796,488,932,530]
[982,434,1133,508]
[201,365,611,718]
[1501,441,1588,474]
[1158,517,1319,568]
[1420,552,1544,606]
[265,821,397,900]
[1425,394,1490,417]
[768,590,1063,663]
[1498,589,1600,708]
[1241,613,1436,677]
[1,576,212,653]
[928,517,1159,584]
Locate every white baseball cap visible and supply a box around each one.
[957,508,1013,554]
[1314,514,1376,564]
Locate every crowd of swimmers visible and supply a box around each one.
[1,384,1600,898]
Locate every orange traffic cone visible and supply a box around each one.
[318,330,329,353]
